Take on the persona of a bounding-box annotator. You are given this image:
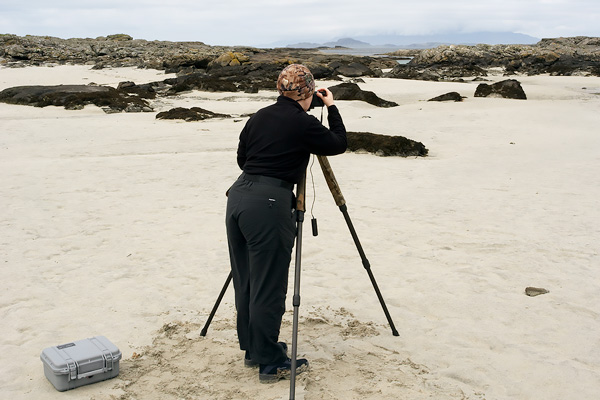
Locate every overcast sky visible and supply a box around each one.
[1,0,599,46]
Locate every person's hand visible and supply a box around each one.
[316,88,335,107]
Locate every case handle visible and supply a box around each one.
[75,338,115,379]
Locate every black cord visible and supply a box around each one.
[309,154,316,218]
[309,105,324,236]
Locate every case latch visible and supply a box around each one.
[65,358,77,381]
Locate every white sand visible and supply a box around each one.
[1,65,599,400]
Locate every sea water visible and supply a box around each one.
[319,47,412,63]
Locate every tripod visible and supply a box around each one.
[201,157,398,398]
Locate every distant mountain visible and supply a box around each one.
[286,37,372,49]
[323,38,372,48]
[272,31,540,49]
[285,42,323,49]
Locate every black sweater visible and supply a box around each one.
[237,96,347,184]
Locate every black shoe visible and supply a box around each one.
[244,342,288,368]
[258,357,309,383]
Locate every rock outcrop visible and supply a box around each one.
[0,34,225,70]
[0,84,152,112]
[0,34,399,78]
[385,36,600,80]
[474,79,527,99]
[347,131,428,157]
[3,34,597,85]
[386,64,488,82]
[156,107,230,121]
[428,92,465,102]
[329,83,398,107]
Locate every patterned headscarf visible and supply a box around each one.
[277,64,315,101]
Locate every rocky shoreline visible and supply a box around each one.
[2,34,599,81]
[386,36,600,81]
[0,34,398,80]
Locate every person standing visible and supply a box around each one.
[225,64,347,383]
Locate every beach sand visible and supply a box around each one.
[1,65,599,399]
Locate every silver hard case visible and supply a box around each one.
[40,335,122,391]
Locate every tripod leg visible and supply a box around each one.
[290,174,306,400]
[200,271,232,337]
[317,155,399,336]
[339,204,399,337]
[289,209,304,399]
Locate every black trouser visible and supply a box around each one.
[225,173,296,365]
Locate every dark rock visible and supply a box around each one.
[329,61,377,77]
[117,82,161,99]
[117,81,136,89]
[428,92,465,102]
[163,55,213,74]
[304,62,336,79]
[329,83,398,107]
[160,59,385,96]
[347,131,428,157]
[386,63,487,81]
[0,84,152,112]
[384,64,441,81]
[106,34,133,41]
[474,79,527,99]
[163,70,273,94]
[156,107,230,121]
[525,287,549,297]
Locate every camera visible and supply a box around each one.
[309,89,327,110]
